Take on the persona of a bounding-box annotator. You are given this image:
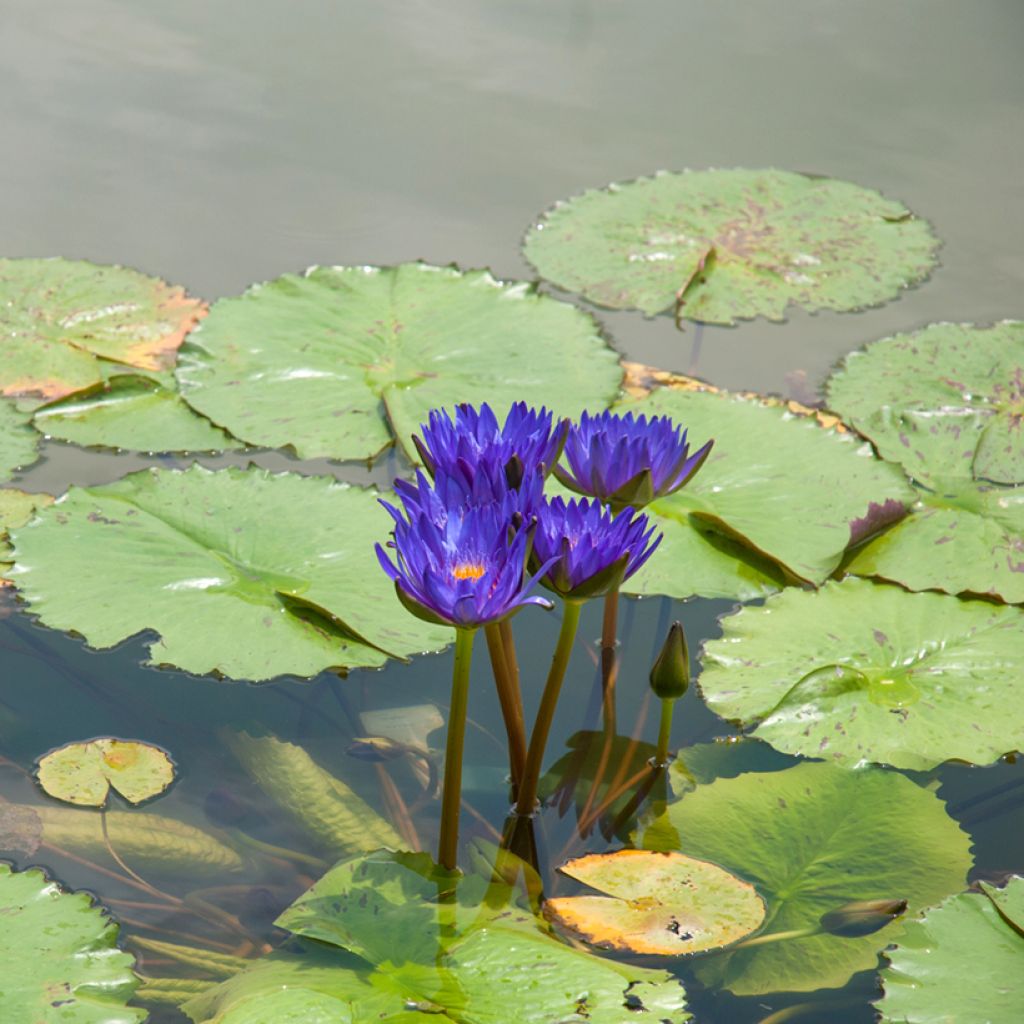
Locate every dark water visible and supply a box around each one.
[2,2,1023,1021]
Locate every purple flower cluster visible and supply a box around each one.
[377,403,710,628]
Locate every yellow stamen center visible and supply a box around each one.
[452,562,486,581]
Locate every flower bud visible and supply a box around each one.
[649,621,690,700]
[819,898,908,937]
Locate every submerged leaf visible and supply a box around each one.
[877,878,1024,1023]
[175,262,622,462]
[10,465,450,681]
[699,578,1024,770]
[524,169,937,323]
[546,849,765,955]
[641,760,972,995]
[0,863,144,1023]
[36,737,175,807]
[0,257,206,402]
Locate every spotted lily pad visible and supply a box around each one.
[36,738,176,807]
[524,169,938,323]
[614,388,913,599]
[0,400,40,482]
[9,464,450,681]
[0,863,144,1023]
[641,760,972,995]
[175,263,622,462]
[876,878,1024,1023]
[545,849,765,955]
[0,258,206,402]
[699,578,1024,770]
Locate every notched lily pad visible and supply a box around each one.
[0,488,53,586]
[546,849,765,955]
[36,737,176,807]
[0,401,41,483]
[0,257,206,402]
[524,169,938,324]
[699,578,1024,771]
[175,262,622,462]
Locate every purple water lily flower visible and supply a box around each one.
[413,402,569,486]
[553,410,713,510]
[376,496,555,629]
[530,497,662,601]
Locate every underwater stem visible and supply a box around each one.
[516,601,583,817]
[438,627,476,871]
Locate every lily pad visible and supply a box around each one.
[698,578,1024,770]
[36,738,176,807]
[0,863,144,1023]
[545,849,765,955]
[0,257,206,402]
[876,878,1024,1023]
[827,322,1024,486]
[524,169,938,323]
[615,388,913,598]
[175,263,622,462]
[33,371,242,453]
[640,760,972,995]
[0,400,40,481]
[0,488,53,584]
[9,464,451,682]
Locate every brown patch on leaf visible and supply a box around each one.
[119,288,208,371]
[1,375,94,402]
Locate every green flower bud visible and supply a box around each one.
[649,621,690,700]
[819,898,908,937]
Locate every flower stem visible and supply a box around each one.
[484,622,527,794]
[499,618,521,692]
[516,601,583,817]
[438,627,475,871]
[600,588,620,733]
[655,698,675,767]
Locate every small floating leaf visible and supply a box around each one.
[0,257,206,401]
[0,864,144,1023]
[641,760,972,995]
[175,262,622,462]
[546,849,765,955]
[36,737,176,807]
[699,578,1024,770]
[524,169,938,323]
[10,464,450,681]
[615,388,913,598]
[877,878,1024,1023]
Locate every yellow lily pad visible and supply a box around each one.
[545,849,765,956]
[36,738,175,807]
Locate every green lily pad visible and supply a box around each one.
[0,488,53,584]
[545,849,765,955]
[523,169,938,323]
[0,863,144,1023]
[699,578,1024,770]
[615,389,914,598]
[0,400,41,482]
[876,878,1024,1023]
[175,263,622,462]
[827,322,1024,485]
[274,850,690,1024]
[36,738,176,807]
[33,371,242,453]
[0,257,206,402]
[640,760,972,995]
[9,464,450,682]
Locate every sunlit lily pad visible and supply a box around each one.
[0,863,144,1023]
[524,169,938,323]
[0,258,206,402]
[641,760,972,995]
[0,400,40,482]
[0,488,53,585]
[827,322,1024,485]
[175,263,622,462]
[699,578,1024,770]
[36,738,176,807]
[9,464,451,681]
[615,388,913,598]
[33,371,242,453]
[546,849,765,955]
[876,878,1024,1023]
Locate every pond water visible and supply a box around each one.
[2,2,1023,1022]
